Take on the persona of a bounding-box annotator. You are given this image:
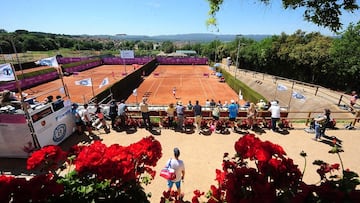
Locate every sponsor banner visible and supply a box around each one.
[292,91,306,100]
[0,63,15,82]
[99,77,109,88]
[31,105,76,147]
[120,50,135,59]
[277,84,288,91]
[35,56,59,68]
[0,116,33,158]
[0,114,27,124]
[75,78,92,86]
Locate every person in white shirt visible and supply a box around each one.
[80,103,93,135]
[268,100,280,131]
[166,147,185,199]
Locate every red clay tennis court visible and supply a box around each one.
[22,65,241,106]
[125,65,241,106]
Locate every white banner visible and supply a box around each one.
[0,63,15,81]
[75,78,92,86]
[238,89,243,100]
[35,56,59,68]
[292,91,306,100]
[277,84,288,91]
[99,77,109,88]
[30,105,76,147]
[120,50,135,59]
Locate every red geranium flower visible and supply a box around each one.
[27,145,67,171]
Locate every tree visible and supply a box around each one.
[160,41,175,53]
[206,0,359,33]
[329,22,360,91]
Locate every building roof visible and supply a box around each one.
[175,50,197,55]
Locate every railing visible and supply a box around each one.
[120,106,359,128]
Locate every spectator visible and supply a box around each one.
[223,101,229,108]
[44,95,54,104]
[243,101,250,108]
[1,90,19,107]
[117,99,128,130]
[109,99,118,129]
[140,97,152,130]
[71,103,84,135]
[205,99,210,107]
[166,103,175,129]
[228,99,239,131]
[247,103,257,130]
[212,104,220,121]
[165,147,185,200]
[216,100,222,108]
[187,100,193,110]
[235,101,240,109]
[80,103,93,135]
[268,100,280,132]
[95,105,110,133]
[53,95,64,111]
[176,101,185,131]
[256,99,266,110]
[210,99,216,108]
[193,100,202,133]
[349,91,359,112]
[313,109,331,141]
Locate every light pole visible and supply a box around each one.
[116,34,127,74]
[234,35,242,79]
[214,36,218,63]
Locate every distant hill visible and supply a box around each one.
[92,33,271,42]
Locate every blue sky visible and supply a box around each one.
[2,0,359,36]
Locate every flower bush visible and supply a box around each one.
[0,135,162,203]
[191,134,360,203]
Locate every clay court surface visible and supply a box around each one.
[126,65,239,105]
[21,65,138,103]
[23,65,240,105]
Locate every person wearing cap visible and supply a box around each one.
[166,103,175,129]
[71,103,84,135]
[140,97,152,130]
[228,99,239,131]
[165,147,185,199]
[176,101,185,131]
[256,99,267,110]
[268,100,281,132]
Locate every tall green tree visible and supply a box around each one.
[206,0,359,32]
[330,22,360,91]
[160,41,175,53]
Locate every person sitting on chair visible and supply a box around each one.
[313,108,331,141]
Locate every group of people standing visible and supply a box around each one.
[108,97,154,131]
[71,102,110,135]
[166,100,245,132]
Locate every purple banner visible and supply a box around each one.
[102,57,153,65]
[64,61,102,73]
[0,72,58,92]
[58,57,90,64]
[0,114,27,124]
